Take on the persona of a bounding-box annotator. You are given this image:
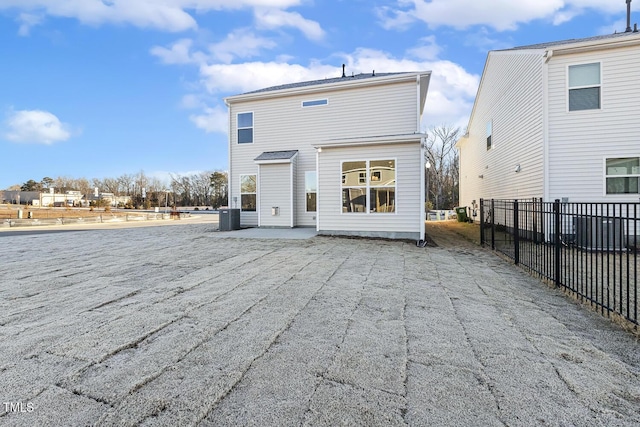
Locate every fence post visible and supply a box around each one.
[480,199,485,247]
[554,199,561,288]
[491,199,495,250]
[514,199,520,265]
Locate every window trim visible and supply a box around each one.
[567,62,601,112]
[486,120,493,150]
[239,174,257,211]
[302,99,328,108]
[603,156,640,196]
[340,158,397,215]
[237,111,254,144]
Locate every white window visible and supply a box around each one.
[341,160,396,213]
[302,99,328,107]
[568,63,600,111]
[486,120,493,150]
[237,112,253,144]
[606,158,639,194]
[305,171,317,212]
[240,174,257,211]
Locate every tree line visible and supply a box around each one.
[6,123,460,211]
[7,171,228,209]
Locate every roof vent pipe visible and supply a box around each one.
[626,0,633,32]
[342,64,346,78]
[373,70,375,76]
[635,23,639,32]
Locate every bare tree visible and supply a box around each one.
[425,124,461,210]
[118,174,134,196]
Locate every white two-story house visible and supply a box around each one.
[457,31,640,212]
[225,70,431,240]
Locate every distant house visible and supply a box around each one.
[225,70,431,240]
[457,31,640,216]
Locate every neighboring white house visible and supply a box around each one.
[225,70,431,240]
[457,31,640,215]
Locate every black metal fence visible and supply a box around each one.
[480,198,639,326]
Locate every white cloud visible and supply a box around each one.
[4,109,73,144]
[190,106,228,133]
[17,13,44,36]
[254,8,325,40]
[209,29,278,63]
[0,0,308,33]
[407,36,441,60]
[380,0,628,32]
[150,39,204,65]
[199,61,339,94]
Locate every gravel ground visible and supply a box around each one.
[1,221,639,426]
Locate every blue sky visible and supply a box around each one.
[0,0,635,189]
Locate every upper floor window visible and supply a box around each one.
[237,112,253,144]
[486,120,493,150]
[568,63,600,111]
[302,99,328,108]
[606,158,639,194]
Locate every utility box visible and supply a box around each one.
[575,216,624,251]
[219,208,241,231]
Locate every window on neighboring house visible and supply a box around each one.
[302,99,328,107]
[606,158,639,194]
[305,171,317,212]
[341,160,396,213]
[569,63,601,111]
[240,174,257,211]
[237,112,253,143]
[486,120,493,150]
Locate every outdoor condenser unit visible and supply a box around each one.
[575,216,624,251]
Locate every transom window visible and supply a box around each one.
[237,112,253,144]
[569,63,601,111]
[341,160,396,213]
[606,158,639,194]
[302,99,328,107]
[240,174,257,211]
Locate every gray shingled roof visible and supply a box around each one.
[242,72,406,95]
[254,150,298,161]
[501,31,639,51]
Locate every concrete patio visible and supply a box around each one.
[0,221,639,426]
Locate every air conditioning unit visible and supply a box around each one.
[575,216,624,251]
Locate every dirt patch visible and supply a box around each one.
[426,220,481,246]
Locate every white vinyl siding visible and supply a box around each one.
[229,78,419,228]
[259,164,292,227]
[318,142,420,238]
[547,44,640,202]
[458,51,545,210]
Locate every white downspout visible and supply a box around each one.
[543,50,552,202]
[316,148,320,232]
